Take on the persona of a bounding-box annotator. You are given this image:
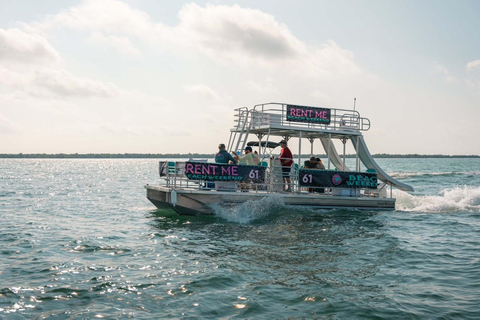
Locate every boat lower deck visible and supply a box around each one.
[145,185,395,215]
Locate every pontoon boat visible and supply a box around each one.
[145,103,413,215]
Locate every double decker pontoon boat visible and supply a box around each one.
[145,103,413,215]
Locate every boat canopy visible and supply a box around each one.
[247,141,280,149]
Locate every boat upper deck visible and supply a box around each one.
[230,102,371,139]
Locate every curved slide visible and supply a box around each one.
[351,136,414,192]
[319,137,350,171]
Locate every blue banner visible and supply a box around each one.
[299,169,378,189]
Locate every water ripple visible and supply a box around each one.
[1,159,480,319]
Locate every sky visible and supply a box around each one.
[0,0,479,155]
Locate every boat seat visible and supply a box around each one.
[291,163,299,177]
[167,161,176,174]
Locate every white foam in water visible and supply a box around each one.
[210,194,286,224]
[395,185,480,213]
[390,171,480,179]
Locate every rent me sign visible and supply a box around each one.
[286,105,331,124]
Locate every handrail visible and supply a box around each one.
[230,102,371,133]
[157,160,391,199]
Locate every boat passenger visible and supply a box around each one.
[305,156,318,169]
[316,158,325,170]
[252,150,260,165]
[215,143,237,164]
[238,146,255,165]
[230,151,238,163]
[315,157,326,193]
[304,156,318,193]
[278,140,293,192]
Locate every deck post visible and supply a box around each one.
[327,134,331,170]
[356,136,360,171]
[298,131,302,192]
[298,131,302,165]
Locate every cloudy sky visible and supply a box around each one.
[1,0,479,155]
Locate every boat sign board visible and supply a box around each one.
[286,105,331,124]
[299,169,378,189]
[185,162,266,183]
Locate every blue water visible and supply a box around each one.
[1,158,480,319]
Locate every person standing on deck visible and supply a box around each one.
[278,140,293,192]
[215,143,237,164]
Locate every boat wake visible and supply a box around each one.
[390,171,480,179]
[395,186,480,213]
[210,194,286,224]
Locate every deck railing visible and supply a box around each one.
[158,161,390,198]
[232,102,371,133]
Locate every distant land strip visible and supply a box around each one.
[0,153,479,159]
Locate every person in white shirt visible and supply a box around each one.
[237,146,255,165]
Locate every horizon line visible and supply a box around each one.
[0,153,478,159]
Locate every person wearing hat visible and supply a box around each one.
[237,146,255,165]
[215,143,237,164]
[278,139,293,192]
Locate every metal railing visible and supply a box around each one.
[231,103,371,133]
[157,160,390,198]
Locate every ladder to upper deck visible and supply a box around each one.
[228,107,253,152]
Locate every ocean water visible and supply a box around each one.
[1,158,479,319]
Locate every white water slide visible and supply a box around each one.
[351,136,414,192]
[319,137,351,171]
[320,136,414,192]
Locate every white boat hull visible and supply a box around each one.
[145,185,395,215]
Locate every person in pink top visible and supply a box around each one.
[278,140,293,192]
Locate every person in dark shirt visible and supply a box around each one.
[304,156,318,193]
[215,143,237,164]
[305,156,318,169]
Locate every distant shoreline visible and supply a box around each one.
[0,153,478,159]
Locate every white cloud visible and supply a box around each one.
[434,62,456,83]
[32,1,360,77]
[174,4,361,78]
[184,84,221,101]
[0,28,61,65]
[310,90,330,101]
[0,65,31,87]
[0,23,121,100]
[247,78,277,94]
[88,32,142,58]
[39,0,156,38]
[466,79,480,91]
[467,59,480,72]
[177,3,302,62]
[0,1,414,153]
[0,67,119,99]
[0,115,21,134]
[465,60,480,93]
[32,69,120,98]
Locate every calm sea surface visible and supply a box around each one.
[1,158,479,319]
